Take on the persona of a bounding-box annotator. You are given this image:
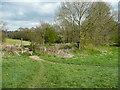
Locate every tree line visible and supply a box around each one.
[1,2,119,48]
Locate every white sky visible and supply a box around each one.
[0,0,119,31]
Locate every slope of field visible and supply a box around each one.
[35,46,118,67]
[2,38,118,88]
[2,46,118,88]
[3,38,30,45]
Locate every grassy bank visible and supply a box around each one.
[36,46,118,67]
[3,38,30,45]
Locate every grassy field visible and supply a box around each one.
[3,38,30,45]
[2,44,118,88]
[2,47,118,88]
[37,46,118,67]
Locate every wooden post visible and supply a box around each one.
[77,40,80,50]
[78,43,80,50]
[21,38,23,53]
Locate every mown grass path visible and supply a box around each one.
[30,61,46,88]
[29,55,118,88]
[2,46,118,88]
[29,55,116,68]
[2,55,118,88]
[2,38,118,88]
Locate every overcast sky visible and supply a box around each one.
[0,0,119,31]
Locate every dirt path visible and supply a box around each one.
[29,56,45,61]
[29,56,102,67]
[29,55,82,66]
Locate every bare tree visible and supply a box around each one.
[0,20,8,42]
[56,2,92,49]
[0,20,8,32]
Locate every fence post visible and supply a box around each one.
[21,38,23,53]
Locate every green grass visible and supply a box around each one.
[41,62,118,88]
[3,38,30,45]
[2,46,118,88]
[2,55,44,88]
[37,46,118,67]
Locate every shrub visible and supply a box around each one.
[61,57,65,59]
[60,45,72,49]
[23,45,30,48]
[73,43,78,48]
[33,51,41,56]
[53,55,56,57]
[48,55,51,57]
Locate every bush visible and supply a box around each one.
[33,51,41,56]
[61,57,65,59]
[23,45,30,48]
[48,55,51,57]
[53,55,56,57]
[23,52,31,56]
[60,45,72,49]
[73,43,78,48]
